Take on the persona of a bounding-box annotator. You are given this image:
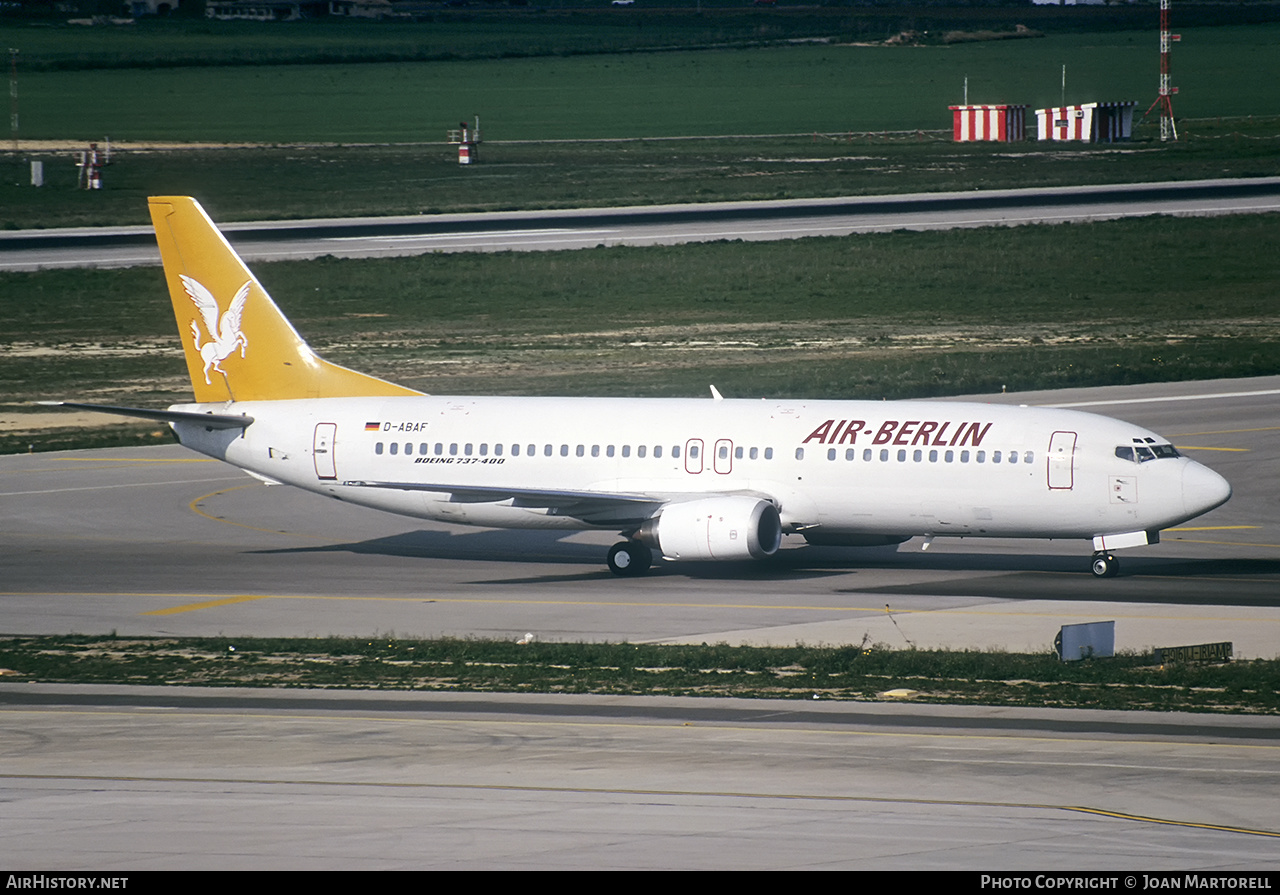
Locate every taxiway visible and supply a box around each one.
[3,177,1278,271]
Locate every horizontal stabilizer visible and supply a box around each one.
[38,401,254,430]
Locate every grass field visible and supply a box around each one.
[2,635,1275,713]
[3,18,1276,229]
[11,25,1280,143]
[12,7,1276,71]
[5,120,1280,229]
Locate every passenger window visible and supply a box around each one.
[764,447,773,460]
[846,448,856,461]
[976,451,984,463]
[404,443,413,455]
[690,445,700,459]
[1009,451,1018,464]
[655,446,663,459]
[465,443,473,456]
[750,447,759,460]
[390,443,398,455]
[928,450,938,463]
[863,449,872,462]
[375,443,384,455]
[607,445,615,458]
[560,445,569,457]
[434,443,443,455]
[720,445,730,460]
[638,445,647,458]
[827,448,836,461]
[544,444,553,457]
[671,446,679,459]
[879,449,889,462]
[511,444,519,456]
[1024,451,1034,464]
[622,445,631,458]
[913,450,922,462]
[495,444,503,456]
[992,451,1001,463]
[420,443,428,455]
[479,443,488,456]
[576,445,585,457]
[735,447,744,460]
[897,450,906,462]
[795,447,805,460]
[591,445,599,458]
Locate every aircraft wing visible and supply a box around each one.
[341,480,770,528]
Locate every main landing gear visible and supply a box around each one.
[607,539,652,577]
[1090,551,1120,578]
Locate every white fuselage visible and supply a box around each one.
[170,395,1231,548]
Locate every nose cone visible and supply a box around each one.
[1183,462,1232,519]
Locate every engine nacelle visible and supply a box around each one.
[639,497,782,562]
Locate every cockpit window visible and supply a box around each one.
[1116,443,1179,463]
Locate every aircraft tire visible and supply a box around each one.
[1090,552,1119,578]
[607,540,652,577]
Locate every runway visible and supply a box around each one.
[3,177,1279,271]
[2,378,1277,869]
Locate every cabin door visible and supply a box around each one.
[1047,430,1077,490]
[313,422,337,480]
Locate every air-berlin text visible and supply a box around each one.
[802,419,994,448]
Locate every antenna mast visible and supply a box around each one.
[1144,0,1179,141]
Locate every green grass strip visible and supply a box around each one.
[1,635,1275,713]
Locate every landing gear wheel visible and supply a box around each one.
[1090,552,1119,579]
[607,540,652,577]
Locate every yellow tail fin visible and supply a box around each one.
[148,196,421,403]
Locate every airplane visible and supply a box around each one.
[51,196,1232,579]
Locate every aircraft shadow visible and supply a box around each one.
[841,556,1280,607]
[252,528,605,564]
[250,530,1279,599]
[251,529,852,583]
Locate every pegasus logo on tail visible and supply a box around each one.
[182,275,250,385]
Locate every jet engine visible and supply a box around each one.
[638,497,782,561]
